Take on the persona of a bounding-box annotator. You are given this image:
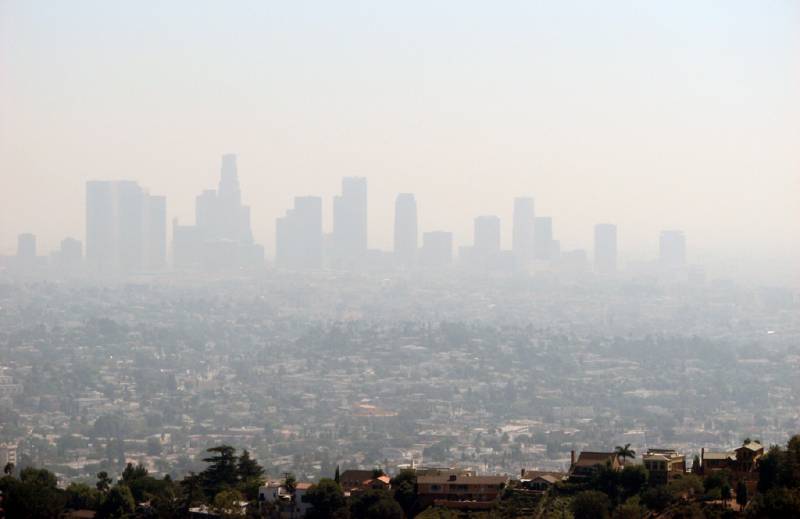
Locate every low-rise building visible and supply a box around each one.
[568,451,621,480]
[417,473,509,510]
[642,449,686,485]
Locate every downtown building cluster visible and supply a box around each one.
[4,154,689,278]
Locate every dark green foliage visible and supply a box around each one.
[619,465,648,499]
[349,488,403,519]
[201,445,240,498]
[641,485,674,512]
[97,484,135,519]
[0,471,67,519]
[747,435,800,517]
[614,444,636,465]
[65,482,101,510]
[180,472,205,511]
[703,469,731,494]
[748,487,800,518]
[20,466,59,488]
[571,490,611,519]
[97,470,113,492]
[284,472,297,494]
[305,478,347,519]
[736,480,748,507]
[612,500,645,519]
[390,469,418,518]
[236,449,265,500]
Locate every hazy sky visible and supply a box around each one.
[1,1,798,280]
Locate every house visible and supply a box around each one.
[699,441,764,476]
[258,480,314,518]
[338,469,377,492]
[642,449,686,485]
[519,470,566,492]
[568,451,621,480]
[733,441,764,473]
[416,473,509,510]
[700,448,736,474]
[363,475,391,490]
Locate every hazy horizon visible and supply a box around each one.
[2,1,798,283]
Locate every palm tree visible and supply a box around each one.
[614,444,636,465]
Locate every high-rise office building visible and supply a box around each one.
[420,231,453,267]
[332,177,367,265]
[276,196,323,269]
[393,193,418,266]
[16,233,36,260]
[659,230,686,268]
[57,237,83,270]
[534,216,555,261]
[474,215,501,254]
[144,195,166,270]
[173,154,262,269]
[86,180,166,274]
[512,197,535,266]
[594,224,618,274]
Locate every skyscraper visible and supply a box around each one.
[534,216,555,261]
[512,197,535,266]
[16,233,36,260]
[332,177,367,265]
[144,195,166,270]
[276,196,323,269]
[172,154,262,269]
[474,215,501,254]
[659,230,686,268]
[57,237,83,271]
[420,231,453,267]
[594,224,618,274]
[86,180,166,274]
[393,193,417,267]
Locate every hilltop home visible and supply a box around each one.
[568,451,621,480]
[642,449,686,485]
[417,473,509,510]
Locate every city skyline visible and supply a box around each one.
[1,1,798,284]
[5,154,706,276]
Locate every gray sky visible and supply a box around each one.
[1,1,798,281]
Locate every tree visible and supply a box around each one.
[284,472,297,494]
[571,490,611,519]
[305,478,347,519]
[334,465,340,484]
[614,444,636,466]
[736,480,748,508]
[201,445,240,498]
[0,472,68,518]
[349,489,403,519]
[612,500,645,519]
[237,449,264,481]
[97,471,113,493]
[3,462,13,475]
[749,487,800,517]
[213,489,246,519]
[619,465,647,499]
[180,472,205,512]
[65,482,101,510]
[20,467,58,488]
[120,462,149,484]
[641,485,674,512]
[391,469,418,518]
[236,449,264,500]
[97,485,135,519]
[692,454,702,474]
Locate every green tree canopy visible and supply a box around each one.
[572,490,611,519]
